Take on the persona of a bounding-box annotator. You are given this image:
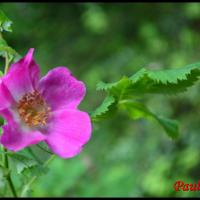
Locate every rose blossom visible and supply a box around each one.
[0,48,92,158]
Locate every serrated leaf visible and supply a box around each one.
[96,80,119,91]
[94,62,200,138]
[0,10,12,32]
[121,101,179,139]
[129,63,200,95]
[94,63,200,119]
[98,63,200,100]
[23,164,48,177]
[91,95,117,121]
[8,153,37,174]
[129,68,147,84]
[8,149,49,179]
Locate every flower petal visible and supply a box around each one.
[2,48,40,101]
[0,80,15,110]
[0,108,46,151]
[38,67,86,111]
[1,123,45,152]
[44,109,92,158]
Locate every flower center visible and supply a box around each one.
[17,90,51,127]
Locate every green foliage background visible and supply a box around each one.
[1,2,200,197]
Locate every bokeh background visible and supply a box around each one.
[1,2,200,197]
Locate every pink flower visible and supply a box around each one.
[0,48,92,158]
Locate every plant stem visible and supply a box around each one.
[3,148,18,197]
[20,155,56,197]
[4,52,10,74]
[1,38,17,197]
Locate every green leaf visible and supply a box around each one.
[0,116,4,126]
[93,61,200,139]
[27,143,52,164]
[0,38,20,62]
[119,101,154,120]
[23,164,48,177]
[0,10,12,32]
[8,153,38,174]
[93,62,200,138]
[121,101,179,139]
[22,144,53,175]
[91,95,117,121]
[129,63,200,95]
[8,150,49,178]
[97,63,200,101]
[154,115,179,139]
[97,80,119,91]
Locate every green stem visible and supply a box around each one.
[1,36,17,197]
[4,52,10,74]
[20,155,56,197]
[3,148,18,197]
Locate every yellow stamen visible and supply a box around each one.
[17,90,50,127]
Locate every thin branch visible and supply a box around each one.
[3,148,18,197]
[4,52,10,74]
[20,154,56,197]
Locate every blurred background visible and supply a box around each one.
[1,2,200,197]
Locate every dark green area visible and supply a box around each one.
[1,2,200,197]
